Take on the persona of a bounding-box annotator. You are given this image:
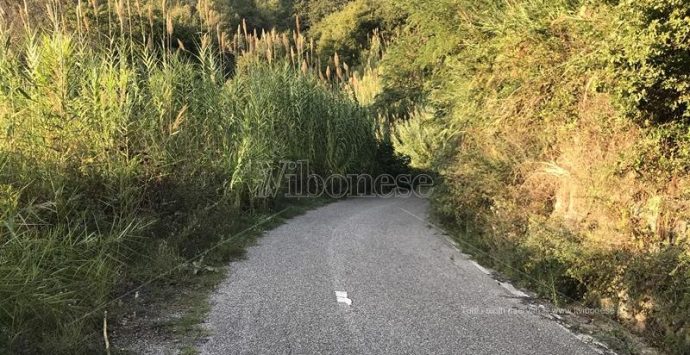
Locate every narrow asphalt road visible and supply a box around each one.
[200,197,596,354]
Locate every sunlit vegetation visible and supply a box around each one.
[2,0,690,353]
[386,0,690,352]
[0,1,387,352]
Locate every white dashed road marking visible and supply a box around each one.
[335,291,352,306]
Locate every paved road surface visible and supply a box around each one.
[200,197,595,354]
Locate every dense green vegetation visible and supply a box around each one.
[2,0,690,353]
[0,1,385,352]
[384,0,690,352]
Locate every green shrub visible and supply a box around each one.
[390,0,690,352]
[309,0,404,67]
[609,0,690,125]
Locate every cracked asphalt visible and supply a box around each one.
[200,196,596,355]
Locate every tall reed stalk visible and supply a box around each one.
[0,1,378,352]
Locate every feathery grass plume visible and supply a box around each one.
[281,33,289,53]
[295,15,301,36]
[115,0,124,36]
[0,9,380,351]
[165,13,173,36]
[334,52,343,81]
[134,0,142,17]
[147,3,153,34]
[216,23,223,50]
[76,0,84,35]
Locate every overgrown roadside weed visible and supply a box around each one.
[110,198,332,354]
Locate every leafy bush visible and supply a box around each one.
[389,0,690,352]
[609,0,690,124]
[309,0,404,67]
